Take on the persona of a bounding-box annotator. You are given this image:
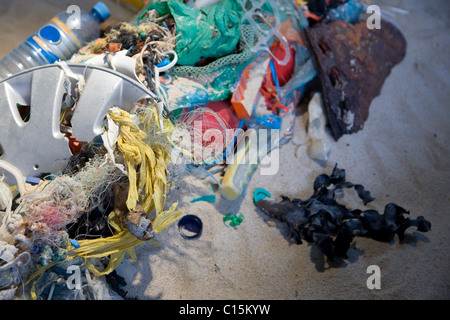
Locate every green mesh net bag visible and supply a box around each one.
[168,24,256,103]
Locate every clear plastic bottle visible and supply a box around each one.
[0,2,111,79]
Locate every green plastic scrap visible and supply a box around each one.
[223,212,244,227]
[190,194,216,203]
[147,0,245,66]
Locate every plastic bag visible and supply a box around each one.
[148,0,245,66]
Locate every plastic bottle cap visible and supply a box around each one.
[178,215,203,240]
[91,2,111,23]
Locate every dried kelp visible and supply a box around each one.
[254,165,431,261]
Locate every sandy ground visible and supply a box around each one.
[0,0,449,300]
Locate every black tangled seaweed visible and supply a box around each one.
[254,165,431,262]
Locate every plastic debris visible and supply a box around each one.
[305,0,349,19]
[328,0,364,24]
[190,195,216,204]
[178,215,203,239]
[0,251,31,291]
[232,52,272,119]
[173,105,239,165]
[220,130,259,201]
[147,0,244,66]
[69,239,80,249]
[25,176,41,186]
[306,92,331,162]
[223,213,244,227]
[253,188,271,203]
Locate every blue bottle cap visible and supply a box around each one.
[92,2,111,23]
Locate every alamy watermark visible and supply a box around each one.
[366,5,381,30]
[66,265,82,290]
[366,265,381,289]
[66,5,81,30]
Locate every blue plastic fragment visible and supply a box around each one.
[25,176,40,185]
[270,59,280,89]
[69,239,80,248]
[190,194,216,203]
[157,58,171,68]
[328,0,364,24]
[256,114,281,129]
[253,188,271,203]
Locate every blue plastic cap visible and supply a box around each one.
[91,2,110,23]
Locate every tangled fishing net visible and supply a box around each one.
[11,155,125,265]
[0,97,188,298]
[170,106,238,166]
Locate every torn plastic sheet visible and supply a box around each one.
[277,44,317,106]
[80,50,140,83]
[254,165,431,261]
[0,251,31,290]
[30,257,124,300]
[163,76,210,112]
[328,0,364,24]
[148,0,245,66]
[223,212,244,227]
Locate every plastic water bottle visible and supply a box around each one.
[0,2,111,79]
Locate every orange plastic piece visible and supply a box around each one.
[68,136,85,155]
[231,64,255,119]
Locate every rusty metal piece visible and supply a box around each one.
[305,20,407,140]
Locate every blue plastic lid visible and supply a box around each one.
[91,2,110,23]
